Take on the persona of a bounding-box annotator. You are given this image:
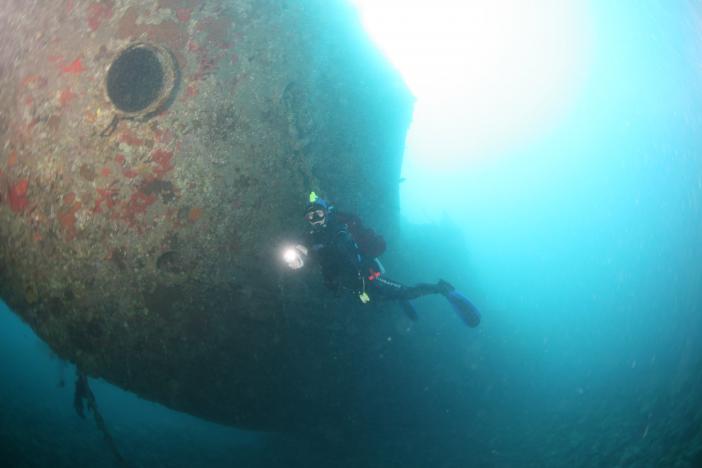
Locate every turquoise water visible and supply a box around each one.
[2,1,701,467]
[396,1,702,465]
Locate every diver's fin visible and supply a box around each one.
[399,300,418,322]
[443,290,481,327]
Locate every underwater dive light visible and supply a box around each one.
[282,245,307,270]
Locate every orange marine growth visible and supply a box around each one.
[61,58,86,74]
[8,179,30,213]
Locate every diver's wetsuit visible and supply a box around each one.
[306,214,445,302]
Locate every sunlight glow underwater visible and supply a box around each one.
[350,0,592,223]
[350,0,591,164]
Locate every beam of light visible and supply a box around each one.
[350,0,592,169]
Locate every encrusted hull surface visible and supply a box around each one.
[0,0,412,431]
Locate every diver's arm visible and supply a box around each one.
[334,228,362,269]
[333,227,369,298]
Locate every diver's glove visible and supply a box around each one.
[283,244,308,270]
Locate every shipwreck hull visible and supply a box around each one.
[0,0,413,432]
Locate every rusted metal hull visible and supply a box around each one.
[0,0,412,431]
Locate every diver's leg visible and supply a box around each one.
[397,282,446,300]
[371,276,448,301]
[366,276,405,301]
[370,277,481,327]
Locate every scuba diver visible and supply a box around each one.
[283,193,480,327]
